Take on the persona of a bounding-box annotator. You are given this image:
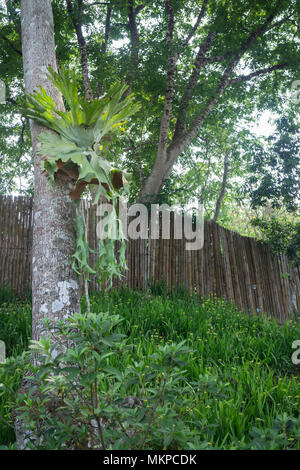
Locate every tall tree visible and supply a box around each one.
[133,0,299,202]
[1,0,299,204]
[20,0,80,342]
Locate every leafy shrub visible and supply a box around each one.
[0,299,31,357]
[0,297,32,445]
[251,217,300,266]
[0,312,206,450]
[247,414,300,450]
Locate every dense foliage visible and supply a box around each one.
[251,216,300,266]
[0,287,299,449]
[247,116,300,213]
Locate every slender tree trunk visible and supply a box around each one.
[66,0,93,102]
[213,152,230,222]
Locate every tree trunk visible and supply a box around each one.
[21,0,81,342]
[137,156,167,203]
[14,0,81,449]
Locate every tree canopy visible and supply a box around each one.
[0,0,299,215]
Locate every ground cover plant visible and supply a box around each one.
[0,286,299,450]
[0,288,31,445]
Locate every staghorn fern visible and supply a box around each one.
[21,66,140,285]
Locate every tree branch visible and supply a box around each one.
[124,0,141,96]
[0,33,22,56]
[114,22,130,28]
[6,97,18,106]
[88,2,110,5]
[181,0,209,49]
[267,14,295,30]
[66,0,93,102]
[94,4,112,98]
[155,0,177,162]
[167,3,283,169]
[229,62,290,84]
[174,30,217,138]
[202,51,233,64]
[128,137,145,183]
[135,4,145,15]
[199,137,211,204]
[101,5,112,55]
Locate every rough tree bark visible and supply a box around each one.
[21,0,81,342]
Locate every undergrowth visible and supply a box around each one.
[0,285,299,449]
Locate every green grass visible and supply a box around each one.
[1,285,300,449]
[0,289,31,446]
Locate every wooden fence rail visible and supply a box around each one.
[0,195,299,323]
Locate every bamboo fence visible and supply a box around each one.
[0,195,299,322]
